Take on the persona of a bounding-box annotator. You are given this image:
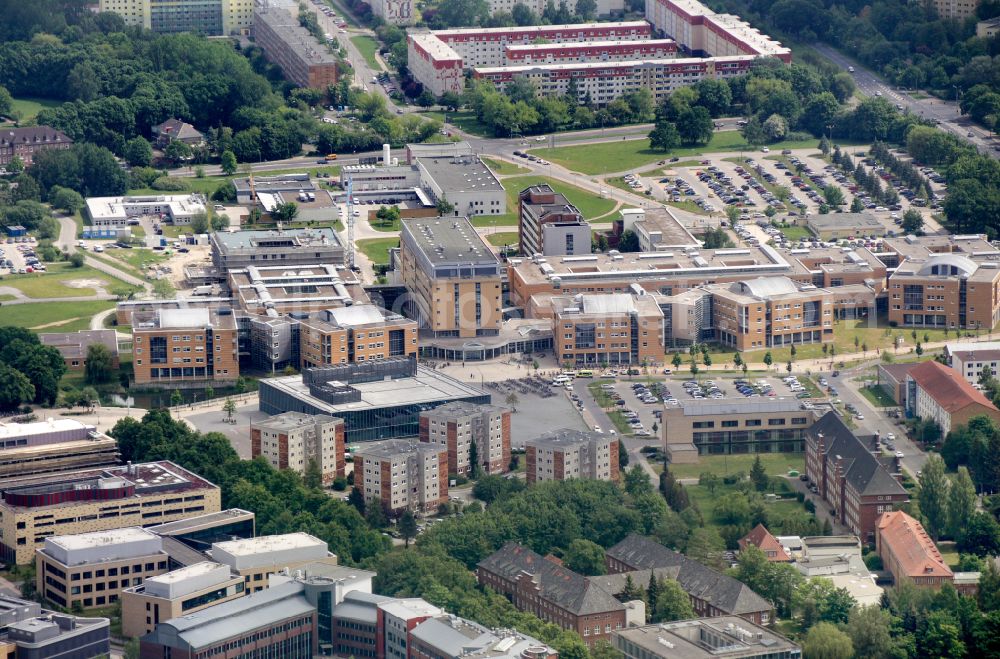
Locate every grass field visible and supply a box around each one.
[486,232,519,247]
[350,36,383,71]
[586,381,636,435]
[860,384,898,408]
[420,110,491,137]
[0,300,116,332]
[668,452,805,479]
[530,134,868,176]
[684,480,805,528]
[105,248,169,274]
[0,263,127,299]
[777,224,812,241]
[501,175,616,219]
[481,157,530,176]
[357,237,398,265]
[5,96,61,122]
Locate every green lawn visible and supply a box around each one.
[860,384,899,408]
[0,300,116,332]
[357,237,398,265]
[104,248,169,274]
[481,157,530,176]
[668,452,805,479]
[350,35,383,71]
[684,480,806,533]
[777,224,812,241]
[420,110,491,137]
[486,232,519,247]
[501,175,616,220]
[0,263,130,299]
[530,134,867,176]
[5,96,61,122]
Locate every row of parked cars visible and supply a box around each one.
[5,240,44,274]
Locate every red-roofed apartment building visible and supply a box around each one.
[876,510,955,590]
[906,360,1000,435]
[738,524,791,562]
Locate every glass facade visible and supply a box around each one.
[692,428,807,455]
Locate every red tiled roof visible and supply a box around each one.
[738,524,791,562]
[877,510,952,580]
[908,360,999,413]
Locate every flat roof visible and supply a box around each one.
[147,508,254,536]
[475,54,755,75]
[409,31,462,61]
[146,561,227,586]
[254,6,340,65]
[505,38,676,52]
[434,20,650,37]
[132,308,237,331]
[401,217,499,266]
[45,527,159,552]
[631,207,699,247]
[677,398,810,416]
[213,227,342,252]
[0,419,95,440]
[614,617,799,659]
[418,155,503,193]
[212,532,325,557]
[806,212,883,230]
[85,194,205,221]
[355,439,445,459]
[527,428,608,450]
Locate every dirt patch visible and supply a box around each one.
[30,317,85,330]
[0,286,26,299]
[63,278,109,296]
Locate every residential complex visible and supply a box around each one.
[906,359,1000,435]
[875,511,965,591]
[97,0,253,34]
[945,344,1000,384]
[85,194,207,228]
[663,398,817,463]
[933,0,981,19]
[477,542,635,647]
[418,402,511,476]
[398,217,503,338]
[804,412,909,542]
[250,412,345,484]
[518,184,589,257]
[488,0,623,17]
[353,439,448,514]
[39,329,120,373]
[252,5,339,88]
[0,126,71,167]
[0,419,118,479]
[613,618,800,659]
[370,0,414,24]
[0,461,220,565]
[524,429,620,484]
[132,308,239,386]
[547,293,665,366]
[298,306,418,367]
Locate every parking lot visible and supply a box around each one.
[1,236,45,274]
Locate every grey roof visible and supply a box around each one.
[212,227,342,251]
[332,591,395,624]
[423,401,507,418]
[0,126,71,147]
[730,276,798,298]
[355,439,445,460]
[39,329,119,358]
[526,428,609,451]
[613,617,799,659]
[678,398,808,416]
[160,537,211,567]
[581,294,637,315]
[418,155,503,193]
[605,535,772,616]
[478,542,626,616]
[410,617,492,657]
[401,217,498,266]
[807,412,908,498]
[587,568,680,596]
[806,212,883,230]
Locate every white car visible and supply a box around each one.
[895,451,904,459]
[593,425,603,433]
[886,432,896,441]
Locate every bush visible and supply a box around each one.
[150,176,189,191]
[804,499,816,514]
[722,473,742,485]
[332,476,348,491]
[795,491,805,503]
[785,131,812,142]
[69,252,85,267]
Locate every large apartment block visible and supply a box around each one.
[551,293,664,366]
[398,218,503,339]
[98,0,253,34]
[250,412,346,484]
[518,184,590,257]
[418,402,511,476]
[353,440,448,514]
[298,306,418,368]
[0,461,220,565]
[525,429,619,485]
[132,308,239,386]
[252,5,339,88]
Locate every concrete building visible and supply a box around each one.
[977,16,1000,38]
[370,0,414,24]
[804,412,909,542]
[298,305,418,368]
[0,126,71,167]
[1,612,110,659]
[210,227,344,271]
[132,308,239,386]
[877,362,918,406]
[258,357,491,441]
[416,156,506,217]
[97,0,252,34]
[945,345,1000,386]
[505,38,675,64]
[251,412,345,484]
[663,398,817,463]
[252,5,339,88]
[645,0,790,61]
[210,532,337,593]
[36,528,170,610]
[518,184,589,257]
[619,207,698,253]
[613,617,800,659]
[145,508,256,554]
[399,217,503,338]
[477,542,632,647]
[905,359,1000,436]
[228,264,367,319]
[525,429,620,484]
[795,536,882,607]
[804,213,885,240]
[876,511,959,590]
[121,562,246,639]
[549,293,665,366]
[353,440,448,514]
[606,534,773,625]
[934,0,980,19]
[0,461,220,566]
[418,402,511,476]
[709,277,833,351]
[409,614,558,659]
[85,194,207,228]
[39,329,120,373]
[0,419,118,479]
[489,0,623,16]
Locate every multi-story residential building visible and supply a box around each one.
[252,5,339,88]
[946,346,1000,385]
[0,419,118,479]
[606,534,773,625]
[0,127,71,167]
[370,0,414,24]
[644,0,790,61]
[663,398,817,463]
[708,277,834,351]
[250,412,345,484]
[905,360,1000,436]
[504,39,676,65]
[210,227,345,271]
[518,185,589,257]
[549,293,664,366]
[36,528,170,610]
[398,217,503,339]
[804,412,909,542]
[132,308,239,386]
[298,306,418,368]
[478,542,632,647]
[525,429,620,484]
[353,440,448,514]
[0,461,220,566]
[85,194,207,228]
[39,329,120,373]
[876,511,959,590]
[613,617,801,659]
[933,0,980,19]
[121,562,246,638]
[488,0,623,16]
[98,0,253,34]
[418,402,511,476]
[210,533,337,594]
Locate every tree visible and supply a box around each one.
[763,352,773,367]
[153,278,176,299]
[223,397,237,422]
[123,137,152,167]
[575,0,597,18]
[947,467,977,541]
[957,511,1000,556]
[675,106,714,145]
[847,605,902,659]
[170,389,183,407]
[762,113,788,141]
[468,440,481,479]
[750,455,768,491]
[823,186,845,206]
[504,392,519,411]
[618,230,640,252]
[563,538,605,575]
[802,622,854,659]
[902,209,924,234]
[235,376,247,394]
[84,343,115,384]
[648,120,680,152]
[399,509,418,547]
[917,610,966,658]
[375,205,401,228]
[919,454,949,539]
[436,197,455,215]
[672,352,683,369]
[220,150,238,175]
[653,578,695,622]
[850,197,865,213]
[304,458,323,490]
[190,211,210,235]
[68,252,85,268]
[49,186,85,214]
[271,202,298,223]
[0,363,34,412]
[124,638,140,659]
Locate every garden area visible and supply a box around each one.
[356,237,398,265]
[667,452,805,480]
[0,300,116,332]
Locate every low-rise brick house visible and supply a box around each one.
[0,126,72,166]
[739,524,791,562]
[876,510,979,593]
[604,535,774,626]
[804,412,909,543]
[477,542,632,647]
[906,359,1000,436]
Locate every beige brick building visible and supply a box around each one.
[251,412,345,484]
[548,293,664,367]
[353,440,448,514]
[298,306,418,368]
[418,402,511,476]
[525,429,620,485]
[132,308,239,386]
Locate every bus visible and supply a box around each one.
[325,153,338,161]
[576,370,595,378]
